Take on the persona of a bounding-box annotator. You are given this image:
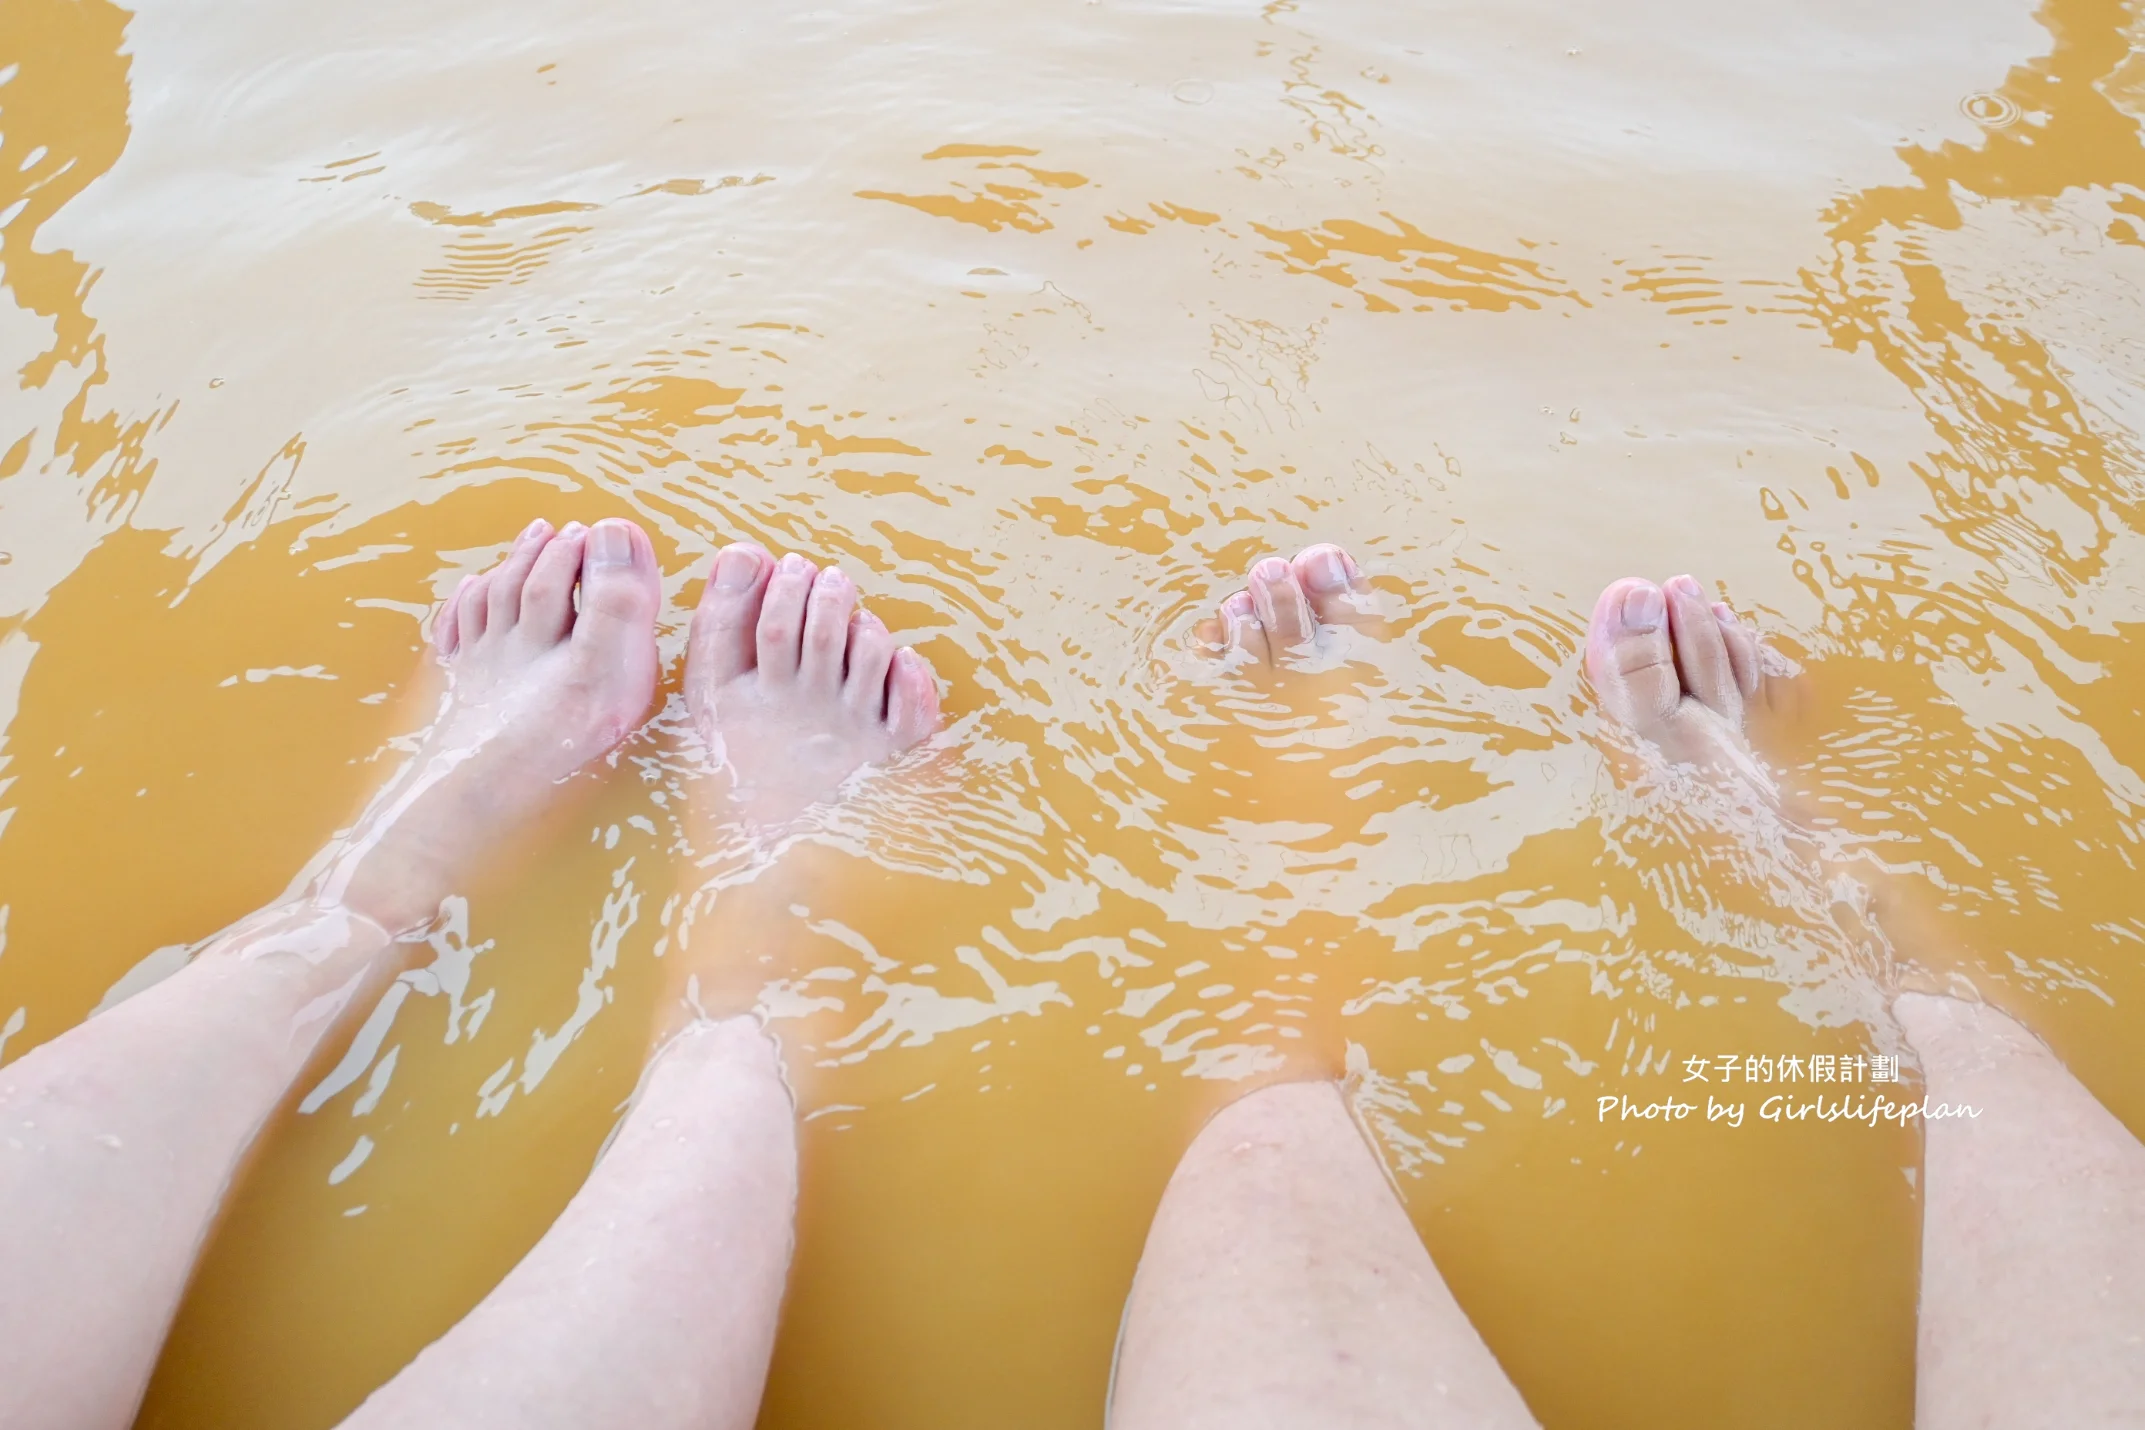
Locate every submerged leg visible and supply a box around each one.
[1121,546,1528,1427]
[1896,993,2145,1429]
[1110,1080,1538,1430]
[1581,570,2145,1424]
[340,539,942,1427]
[339,1016,795,1430]
[0,518,663,1430]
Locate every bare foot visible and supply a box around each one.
[315,517,662,932]
[1199,542,1378,666]
[685,543,940,823]
[1589,577,1993,1007]
[1584,573,1775,775]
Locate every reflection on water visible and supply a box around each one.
[2,0,2143,1426]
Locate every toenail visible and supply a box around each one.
[560,521,587,539]
[1223,591,1254,617]
[778,553,812,575]
[1712,601,1735,622]
[588,522,634,568]
[1304,547,1347,592]
[1621,583,1664,632]
[520,518,548,543]
[1666,574,1704,600]
[818,566,849,590]
[1253,558,1290,584]
[714,547,760,590]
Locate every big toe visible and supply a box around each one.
[1585,578,1681,738]
[570,519,662,689]
[1289,543,1371,625]
[1663,574,1743,723]
[688,542,774,695]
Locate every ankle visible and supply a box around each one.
[194,900,402,1015]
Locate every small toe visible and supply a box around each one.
[1585,578,1680,733]
[456,572,494,650]
[1290,543,1368,625]
[436,576,470,658]
[799,566,859,690]
[884,647,940,746]
[1249,557,1315,651]
[572,518,662,650]
[687,542,773,690]
[1664,574,1741,721]
[1220,589,1272,666]
[1714,601,1761,701]
[521,522,588,641]
[486,519,554,632]
[755,553,818,682]
[842,611,896,719]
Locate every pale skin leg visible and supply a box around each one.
[0,517,665,1430]
[1111,548,1537,1430]
[1895,993,2145,1429]
[338,539,940,1429]
[1585,571,2145,1428]
[0,906,397,1430]
[338,1015,796,1430]
[1111,1080,1539,1430]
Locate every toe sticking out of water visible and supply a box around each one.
[1199,542,1382,671]
[1583,571,1788,789]
[685,542,941,828]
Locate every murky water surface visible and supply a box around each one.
[5,1,2145,1425]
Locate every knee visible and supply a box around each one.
[1192,1078,1353,1162]
[1896,993,2050,1081]
[654,1015,795,1133]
